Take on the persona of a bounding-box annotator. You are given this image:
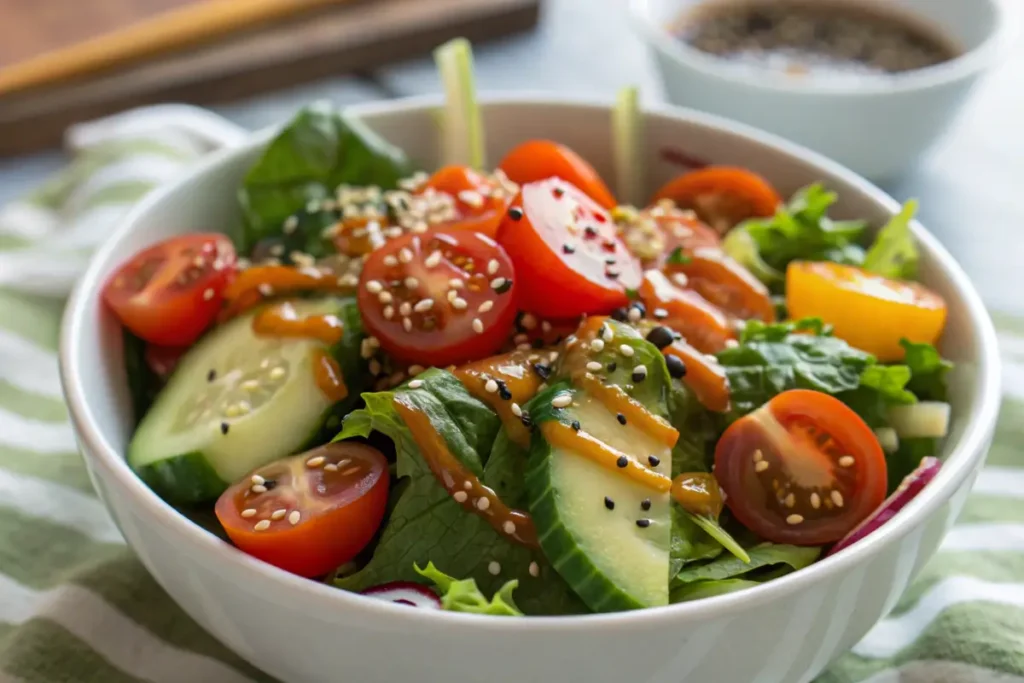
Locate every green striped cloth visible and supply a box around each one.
[1,108,1022,683]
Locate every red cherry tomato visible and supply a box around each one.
[639,270,736,354]
[714,390,887,546]
[497,178,641,319]
[652,167,781,234]
[103,234,236,346]
[215,443,389,578]
[498,140,616,210]
[671,247,775,322]
[358,231,517,367]
[420,166,513,239]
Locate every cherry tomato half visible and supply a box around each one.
[498,178,641,319]
[215,442,389,578]
[652,167,781,235]
[103,234,236,346]
[639,270,736,354]
[714,390,887,546]
[420,166,512,240]
[671,247,775,322]
[787,261,947,362]
[498,140,616,210]
[358,230,518,367]
[616,204,721,268]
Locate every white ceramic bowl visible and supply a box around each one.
[60,96,1001,683]
[631,0,1018,181]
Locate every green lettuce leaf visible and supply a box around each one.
[901,339,953,402]
[415,562,523,616]
[671,542,820,587]
[332,369,585,615]
[886,436,939,494]
[863,200,919,280]
[670,578,761,602]
[123,329,162,425]
[238,104,413,254]
[669,505,723,577]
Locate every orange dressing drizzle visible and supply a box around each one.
[313,351,348,402]
[671,472,724,518]
[577,373,679,447]
[393,396,538,548]
[454,351,542,448]
[224,265,353,318]
[252,302,344,346]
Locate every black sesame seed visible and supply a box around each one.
[562,243,576,254]
[605,256,617,265]
[508,206,524,221]
[617,413,627,425]
[629,302,646,318]
[264,480,277,491]
[602,239,617,251]
[604,496,615,510]
[584,225,598,239]
[554,187,565,198]
[616,455,629,468]
[497,380,512,401]
[220,422,229,435]
[646,326,675,350]
[648,455,661,467]
[607,362,617,372]
[532,363,552,380]
[610,307,628,322]
[571,420,581,432]
[641,498,652,511]
[207,369,216,382]
[532,338,545,349]
[666,354,688,379]
[494,278,513,294]
[632,369,646,383]
[520,412,533,428]
[606,270,620,280]
[636,518,651,528]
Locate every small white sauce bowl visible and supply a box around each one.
[631,0,1018,180]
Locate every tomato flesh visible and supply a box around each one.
[215,442,389,578]
[652,167,781,234]
[639,270,736,353]
[358,231,518,367]
[420,166,513,239]
[714,390,887,545]
[498,140,616,210]
[498,178,641,319]
[787,261,947,362]
[103,234,237,346]
[671,247,775,322]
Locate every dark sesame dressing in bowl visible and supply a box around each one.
[675,0,961,84]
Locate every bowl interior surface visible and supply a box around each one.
[61,96,1001,630]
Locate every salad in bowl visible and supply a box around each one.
[101,41,954,618]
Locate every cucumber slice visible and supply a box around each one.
[526,383,673,612]
[128,298,356,503]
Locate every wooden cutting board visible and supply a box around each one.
[0,0,540,155]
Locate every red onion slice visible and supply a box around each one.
[362,582,442,609]
[827,457,941,557]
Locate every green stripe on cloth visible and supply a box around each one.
[0,450,96,494]
[0,381,67,423]
[0,512,122,590]
[0,621,142,683]
[0,290,62,351]
[80,181,155,213]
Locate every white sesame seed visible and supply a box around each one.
[251,474,265,485]
[203,288,214,301]
[704,354,719,364]
[463,480,473,490]
[271,509,287,521]
[511,403,522,417]
[672,272,689,288]
[449,278,464,289]
[811,492,821,509]
[586,361,603,372]
[270,367,286,380]
[241,508,257,518]
[236,402,251,415]
[453,491,468,503]
[520,313,538,330]
[383,254,398,267]
[257,283,274,297]
[627,307,642,323]
[786,514,804,525]
[590,339,605,352]
[452,297,468,311]
[409,379,424,389]
[752,449,763,462]
[402,317,413,332]
[306,456,326,468]
[254,520,271,531]
[529,561,540,578]
[377,291,393,305]
[404,276,420,289]
[477,497,491,511]
[513,333,529,344]
[472,318,484,334]
[839,456,855,467]
[478,300,494,313]
[503,520,517,535]
[459,190,485,208]
[654,307,669,319]
[490,277,507,290]
[424,251,442,268]
[413,298,434,313]
[383,306,395,320]
[399,302,412,316]
[831,490,845,507]
[488,561,501,576]
[754,460,769,473]
[602,326,614,342]
[784,493,795,508]
[725,339,740,349]
[619,344,635,357]
[485,379,499,393]
[398,248,414,264]
[338,274,359,287]
[516,343,531,351]
[251,484,267,494]
[633,365,648,378]
[447,289,458,303]
[324,463,338,472]
[487,259,500,275]
[551,394,572,408]
[288,511,301,525]
[408,364,425,376]
[365,280,383,293]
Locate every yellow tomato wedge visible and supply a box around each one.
[786,261,947,361]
